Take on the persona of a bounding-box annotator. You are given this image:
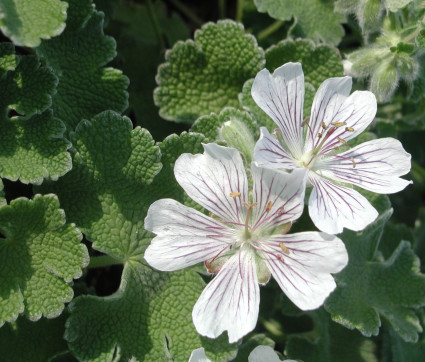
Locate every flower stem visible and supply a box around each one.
[257,20,284,41]
[88,255,122,269]
[219,0,226,19]
[168,0,204,27]
[235,0,244,22]
[147,0,166,50]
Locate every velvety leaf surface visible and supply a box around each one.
[65,263,237,361]
[0,0,68,47]
[0,194,89,326]
[36,0,129,131]
[0,43,71,184]
[154,20,265,123]
[253,0,345,45]
[325,195,425,342]
[37,111,162,261]
[286,309,378,362]
[0,315,68,361]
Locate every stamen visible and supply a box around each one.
[242,202,258,236]
[351,157,356,168]
[279,242,290,254]
[266,201,272,212]
[345,127,354,132]
[229,192,241,197]
[331,121,346,127]
[317,133,322,138]
[281,222,292,234]
[333,146,339,150]
[277,254,285,262]
[301,116,310,126]
[337,137,347,145]
[321,122,327,130]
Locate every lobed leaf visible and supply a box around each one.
[325,195,425,342]
[36,0,129,131]
[0,43,71,184]
[0,0,68,47]
[154,20,265,123]
[0,194,89,326]
[253,0,345,45]
[65,263,238,361]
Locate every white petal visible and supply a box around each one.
[248,346,281,362]
[264,232,348,310]
[308,174,378,234]
[144,199,234,272]
[188,348,211,362]
[317,138,412,194]
[251,164,307,232]
[174,143,248,224]
[254,127,298,169]
[251,63,305,157]
[305,76,352,152]
[317,91,377,154]
[192,246,260,343]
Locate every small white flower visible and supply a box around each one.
[252,62,412,234]
[144,143,348,343]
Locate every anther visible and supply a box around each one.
[317,133,322,139]
[229,192,241,197]
[333,146,339,150]
[266,201,272,212]
[279,243,290,254]
[331,121,346,127]
[351,157,356,168]
[321,122,327,130]
[277,254,285,262]
[281,222,292,234]
[345,127,354,132]
[337,137,347,145]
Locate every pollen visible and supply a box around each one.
[331,121,346,127]
[279,242,290,254]
[229,192,241,197]
[345,127,354,132]
[321,122,327,130]
[351,157,356,168]
[266,201,272,212]
[337,137,347,145]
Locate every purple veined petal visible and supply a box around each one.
[250,164,307,232]
[253,127,299,169]
[305,76,352,152]
[192,245,260,343]
[308,173,379,234]
[263,232,348,310]
[144,199,235,272]
[174,143,249,224]
[317,91,377,155]
[188,348,211,362]
[316,138,412,194]
[251,63,305,158]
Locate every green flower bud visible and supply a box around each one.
[360,0,382,32]
[219,118,256,163]
[370,60,398,102]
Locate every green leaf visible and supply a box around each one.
[325,198,425,342]
[417,28,425,49]
[335,0,382,33]
[36,0,129,131]
[0,194,89,325]
[106,1,190,140]
[384,0,413,12]
[65,263,238,361]
[0,179,5,207]
[232,334,275,362]
[265,39,344,90]
[285,309,378,362]
[154,20,265,123]
[0,315,68,361]
[0,44,71,185]
[385,326,425,361]
[253,0,345,45]
[0,0,68,47]
[37,111,162,261]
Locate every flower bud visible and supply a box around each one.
[370,60,398,102]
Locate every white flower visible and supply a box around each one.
[144,143,348,343]
[252,62,412,234]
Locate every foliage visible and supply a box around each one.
[0,0,424,360]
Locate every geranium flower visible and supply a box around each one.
[144,143,348,343]
[252,62,412,234]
